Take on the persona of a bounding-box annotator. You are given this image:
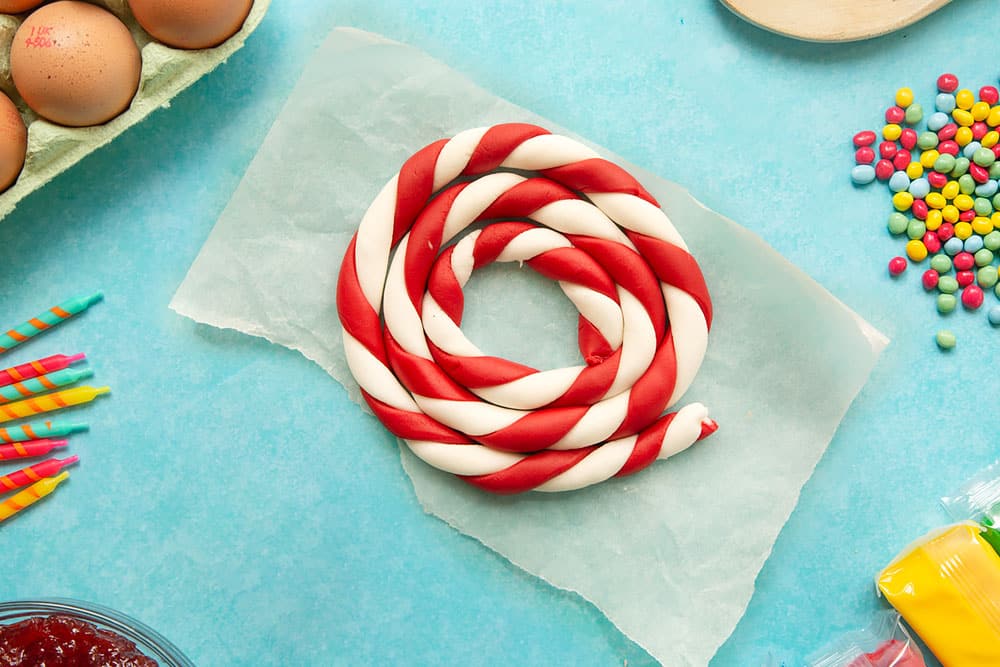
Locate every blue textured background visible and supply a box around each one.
[0,1,990,664]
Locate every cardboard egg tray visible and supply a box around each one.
[0,0,270,221]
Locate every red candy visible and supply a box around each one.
[954,252,975,271]
[972,121,988,140]
[938,123,958,140]
[922,231,940,253]
[922,269,939,290]
[960,209,976,222]
[875,159,894,180]
[853,130,877,147]
[855,146,876,164]
[957,270,975,287]
[937,222,955,241]
[938,73,959,93]
[893,151,912,170]
[885,106,906,123]
[879,141,898,159]
[970,163,990,183]
[937,140,959,156]
[992,144,1000,159]
[962,284,985,309]
[900,128,918,150]
[888,256,907,276]
[982,86,1000,105]
[928,171,949,188]
[912,199,929,220]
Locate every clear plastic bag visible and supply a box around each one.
[807,611,925,667]
[942,460,1000,554]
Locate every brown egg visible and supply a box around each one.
[127,0,253,50]
[10,1,141,127]
[0,1,45,12]
[0,92,26,192]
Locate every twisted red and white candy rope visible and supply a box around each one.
[337,123,716,493]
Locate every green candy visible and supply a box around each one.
[888,212,909,235]
[975,147,997,167]
[976,197,994,216]
[976,248,995,267]
[995,283,1000,299]
[936,329,957,349]
[959,173,977,194]
[917,131,939,150]
[934,154,956,174]
[938,275,959,293]
[931,254,953,273]
[978,265,999,288]
[906,104,924,125]
[985,230,1000,251]
[937,295,958,314]
[907,219,926,240]
[952,157,971,177]
[991,162,1000,179]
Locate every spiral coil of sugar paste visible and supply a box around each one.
[337,123,716,493]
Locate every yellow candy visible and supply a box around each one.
[988,106,1000,127]
[878,523,1000,667]
[883,123,902,140]
[972,101,991,122]
[956,126,974,146]
[942,180,960,200]
[895,87,914,107]
[956,88,975,110]
[907,160,925,178]
[955,221,973,239]
[993,211,1000,229]
[953,109,975,127]
[926,192,947,209]
[943,205,960,223]
[954,193,974,211]
[893,191,914,211]
[918,151,938,169]
[925,209,943,231]
[973,216,993,236]
[905,239,928,261]
[983,131,1000,148]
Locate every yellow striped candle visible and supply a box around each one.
[0,471,69,523]
[0,386,110,423]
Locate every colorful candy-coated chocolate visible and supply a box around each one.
[973,216,994,235]
[975,180,999,197]
[926,192,946,209]
[955,194,975,211]
[926,209,943,230]
[955,221,973,238]
[0,353,85,388]
[934,154,956,173]
[985,230,1000,250]
[884,124,902,141]
[887,212,909,235]
[922,231,941,253]
[896,87,914,107]
[931,254,953,273]
[975,248,994,266]
[889,171,910,192]
[906,239,928,261]
[978,266,999,289]
[0,456,78,493]
[981,86,1000,105]
[958,174,976,194]
[928,171,948,188]
[990,107,1000,127]
[984,131,1000,148]
[908,177,930,198]
[917,131,939,150]
[893,192,914,211]
[888,256,907,276]
[885,106,905,123]
[954,109,975,127]
[905,104,923,124]
[893,151,912,170]
[0,471,69,523]
[975,196,994,215]
[952,156,971,176]
[971,163,991,183]
[0,367,93,405]
[916,153,935,171]
[956,126,974,146]
[851,165,876,185]
[956,89,975,110]
[959,210,976,224]
[974,147,996,166]
[973,121,989,140]
[993,145,1000,159]
[996,283,1000,299]
[0,293,103,356]
[853,130,877,147]
[990,162,1000,179]
[929,112,950,132]
[963,284,985,309]
[938,275,959,293]
[935,329,957,348]
[963,141,982,159]
[938,140,959,156]
[855,146,876,164]
[938,74,959,93]
[875,159,894,180]
[0,420,86,444]
[954,252,975,270]
[938,222,956,241]
[906,218,925,239]
[989,305,1000,325]
[965,235,985,253]
[0,439,67,461]
[911,199,928,220]
[943,205,960,223]
[879,141,898,159]
[0,386,110,423]
[937,93,957,113]
[957,270,975,287]
[900,128,918,150]
[937,294,957,314]
[939,123,958,140]
[922,269,939,290]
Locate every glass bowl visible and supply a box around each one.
[0,598,194,667]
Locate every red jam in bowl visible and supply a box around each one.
[0,614,158,666]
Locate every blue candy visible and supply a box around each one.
[964,141,983,159]
[850,165,875,185]
[975,180,1000,197]
[927,111,950,132]
[936,93,957,113]
[989,305,1000,326]
[945,237,965,256]
[908,177,931,199]
[889,170,911,192]
[965,235,985,253]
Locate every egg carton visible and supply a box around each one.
[0,0,270,221]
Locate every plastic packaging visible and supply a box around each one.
[807,612,925,667]
[942,459,1000,553]
[877,522,1000,666]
